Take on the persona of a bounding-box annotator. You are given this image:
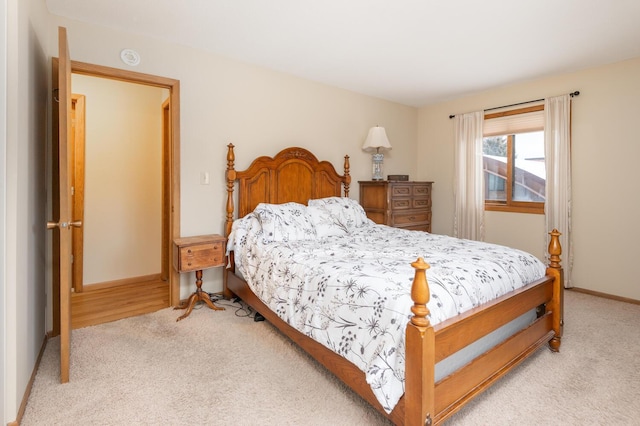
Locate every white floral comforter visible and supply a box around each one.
[229,214,545,413]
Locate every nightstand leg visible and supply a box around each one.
[200,290,224,312]
[175,292,198,322]
[175,269,224,321]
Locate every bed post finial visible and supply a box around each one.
[410,257,431,327]
[225,144,237,238]
[548,229,562,269]
[343,155,351,197]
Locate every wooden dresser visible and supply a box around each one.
[359,181,433,232]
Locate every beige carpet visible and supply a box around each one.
[22,291,640,425]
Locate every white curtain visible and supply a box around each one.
[453,111,485,240]
[544,95,572,287]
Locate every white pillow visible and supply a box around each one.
[307,205,349,238]
[254,202,316,243]
[308,197,370,230]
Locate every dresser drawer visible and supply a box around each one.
[390,184,412,198]
[412,197,431,209]
[412,184,431,197]
[391,198,431,210]
[390,198,412,210]
[391,211,431,227]
[398,223,431,232]
[390,183,432,198]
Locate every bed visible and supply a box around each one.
[223,144,563,426]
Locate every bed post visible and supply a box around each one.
[405,257,435,426]
[343,155,351,197]
[223,143,237,299]
[547,229,563,352]
[225,143,237,238]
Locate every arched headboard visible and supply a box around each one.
[225,144,351,237]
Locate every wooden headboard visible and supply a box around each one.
[225,144,351,237]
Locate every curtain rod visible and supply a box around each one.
[448,90,580,119]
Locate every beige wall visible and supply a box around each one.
[0,0,6,417]
[72,75,166,284]
[4,0,50,422]
[45,16,418,299]
[418,57,640,300]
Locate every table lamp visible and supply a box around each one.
[362,126,392,180]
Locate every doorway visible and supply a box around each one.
[52,60,181,333]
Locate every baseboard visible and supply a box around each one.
[12,333,48,425]
[82,273,163,291]
[568,287,640,305]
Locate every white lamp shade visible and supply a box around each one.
[362,126,392,152]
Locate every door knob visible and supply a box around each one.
[46,220,82,229]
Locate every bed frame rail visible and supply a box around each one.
[433,277,554,362]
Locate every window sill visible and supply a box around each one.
[485,204,544,215]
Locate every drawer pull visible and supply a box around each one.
[187,249,192,254]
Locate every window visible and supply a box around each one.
[483,105,545,214]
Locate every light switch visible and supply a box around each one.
[200,172,210,185]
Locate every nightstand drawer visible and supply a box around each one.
[173,235,225,273]
[180,244,223,272]
[391,211,431,227]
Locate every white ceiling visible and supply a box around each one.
[46,0,640,107]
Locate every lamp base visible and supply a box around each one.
[371,152,384,181]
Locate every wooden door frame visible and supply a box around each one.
[52,60,181,335]
[70,94,85,293]
[161,98,171,281]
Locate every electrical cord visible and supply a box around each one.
[205,293,263,321]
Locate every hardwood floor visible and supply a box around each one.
[71,279,170,329]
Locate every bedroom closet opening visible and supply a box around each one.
[52,61,182,332]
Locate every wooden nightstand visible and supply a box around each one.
[173,234,226,321]
[359,181,433,232]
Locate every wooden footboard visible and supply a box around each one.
[402,229,563,425]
